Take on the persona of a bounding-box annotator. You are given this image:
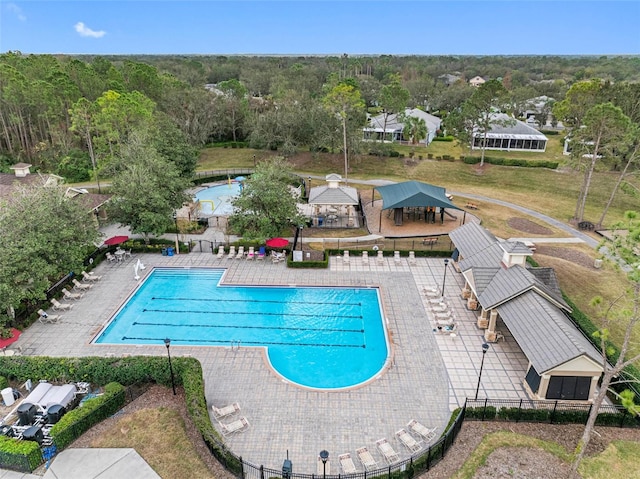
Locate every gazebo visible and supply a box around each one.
[374,181,461,230]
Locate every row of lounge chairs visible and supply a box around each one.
[337,250,420,266]
[215,245,285,262]
[335,420,437,473]
[41,272,101,322]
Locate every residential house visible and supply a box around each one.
[472,113,548,152]
[363,108,442,145]
[469,76,486,87]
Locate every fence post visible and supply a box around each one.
[551,401,558,424]
[481,398,488,421]
[619,408,628,428]
[388,466,391,479]
[517,398,523,422]
[260,465,264,479]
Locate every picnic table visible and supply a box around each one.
[465,202,479,210]
[578,221,595,231]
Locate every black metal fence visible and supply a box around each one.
[203,408,466,479]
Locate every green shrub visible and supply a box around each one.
[463,156,558,169]
[0,376,8,391]
[432,135,454,142]
[464,406,496,420]
[540,130,560,135]
[0,435,42,472]
[287,251,329,269]
[50,382,126,449]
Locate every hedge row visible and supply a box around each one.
[463,156,559,169]
[50,382,126,449]
[0,436,41,472]
[208,141,249,148]
[432,135,455,142]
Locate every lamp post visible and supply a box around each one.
[319,450,329,479]
[474,343,490,400]
[164,338,177,395]
[174,212,180,255]
[442,258,449,297]
[299,225,303,251]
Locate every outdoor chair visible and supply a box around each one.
[356,447,378,471]
[338,453,358,474]
[406,420,437,443]
[376,438,400,464]
[431,302,448,313]
[377,250,384,264]
[124,248,132,259]
[106,252,117,263]
[72,278,93,291]
[81,271,101,282]
[246,246,255,260]
[424,286,440,297]
[343,250,350,263]
[216,245,225,259]
[393,251,401,265]
[227,246,236,260]
[0,346,22,357]
[219,416,250,436]
[362,250,369,264]
[256,246,266,260]
[38,309,62,324]
[211,402,241,419]
[408,251,416,265]
[236,246,245,259]
[50,298,73,311]
[62,287,84,301]
[395,428,423,453]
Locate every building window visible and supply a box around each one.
[546,376,591,400]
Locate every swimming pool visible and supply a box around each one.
[194,182,242,215]
[95,268,389,390]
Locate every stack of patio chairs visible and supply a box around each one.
[362,251,369,264]
[393,251,401,265]
[376,250,384,265]
[342,250,350,263]
[408,251,416,265]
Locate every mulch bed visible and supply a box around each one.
[507,217,554,236]
[534,246,596,269]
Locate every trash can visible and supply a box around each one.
[167,247,174,256]
[1,387,14,407]
[161,248,168,256]
[318,217,324,226]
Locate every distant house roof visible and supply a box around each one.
[476,113,548,141]
[365,108,442,134]
[374,181,461,211]
[438,73,461,85]
[469,76,486,86]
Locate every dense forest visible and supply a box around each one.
[1,52,639,183]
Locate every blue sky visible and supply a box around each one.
[1,1,639,55]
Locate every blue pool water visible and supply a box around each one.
[95,268,389,390]
[194,182,242,215]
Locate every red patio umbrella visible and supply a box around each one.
[0,328,21,349]
[266,237,289,248]
[103,235,129,246]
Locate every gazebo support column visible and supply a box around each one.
[484,310,499,342]
[477,308,489,329]
[461,281,472,299]
[467,291,479,310]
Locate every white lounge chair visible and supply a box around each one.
[393,251,401,265]
[271,251,285,263]
[124,248,132,259]
[408,251,416,265]
[72,278,93,290]
[81,271,101,282]
[376,438,400,464]
[356,447,378,471]
[424,286,440,297]
[227,246,236,260]
[339,453,358,474]
[216,245,225,259]
[432,302,448,313]
[343,250,350,263]
[407,420,437,443]
[62,287,83,301]
[105,252,117,263]
[211,402,241,419]
[50,298,73,311]
[377,250,384,264]
[435,310,452,320]
[256,246,266,260]
[362,251,369,264]
[219,416,250,436]
[236,246,245,259]
[0,346,22,357]
[38,309,61,324]
[246,246,255,260]
[395,428,423,453]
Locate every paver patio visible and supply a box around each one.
[19,251,530,472]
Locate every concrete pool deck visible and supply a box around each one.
[20,252,530,472]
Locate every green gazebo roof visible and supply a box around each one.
[375,181,461,210]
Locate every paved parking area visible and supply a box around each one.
[21,252,530,472]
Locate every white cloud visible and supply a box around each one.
[6,3,26,21]
[74,22,106,38]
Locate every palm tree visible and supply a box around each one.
[403,116,428,145]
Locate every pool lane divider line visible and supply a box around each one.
[133,321,365,333]
[151,297,363,307]
[142,309,363,319]
[121,337,366,348]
